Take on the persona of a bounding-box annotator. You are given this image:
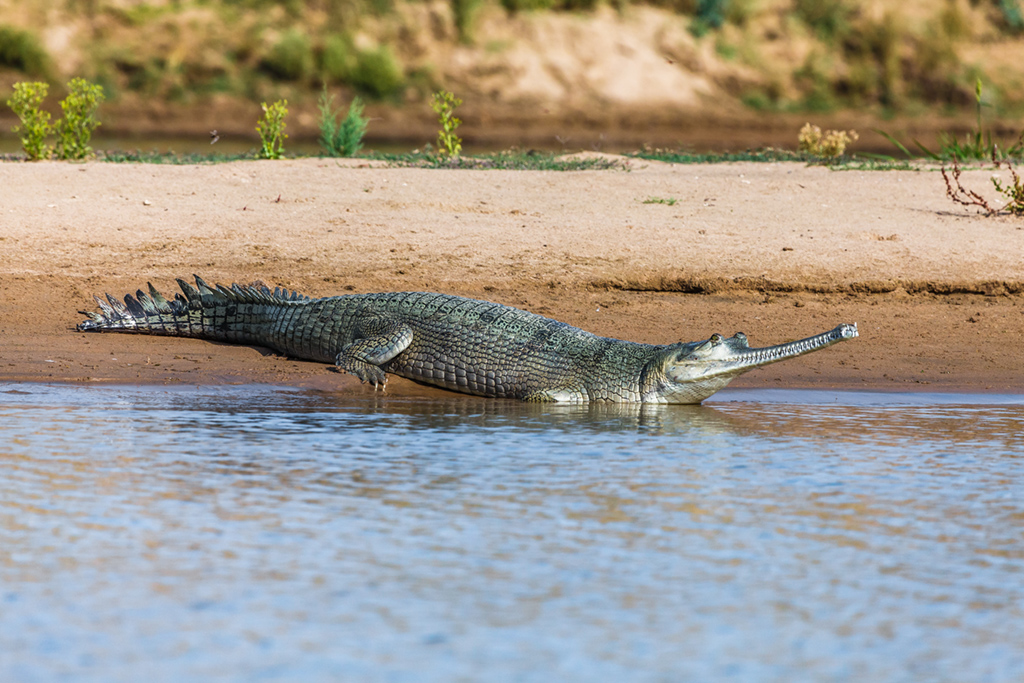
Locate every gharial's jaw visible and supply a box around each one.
[644,323,859,404]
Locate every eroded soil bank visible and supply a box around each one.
[2,157,1022,396]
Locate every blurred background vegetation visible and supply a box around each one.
[1,0,1022,148]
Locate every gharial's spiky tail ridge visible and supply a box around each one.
[77,275,309,336]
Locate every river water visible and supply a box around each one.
[1,383,1022,682]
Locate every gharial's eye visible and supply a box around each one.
[710,333,724,344]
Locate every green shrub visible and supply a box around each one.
[794,0,853,39]
[6,81,52,160]
[263,30,314,81]
[54,78,105,160]
[256,99,288,159]
[0,26,50,77]
[351,46,404,99]
[320,34,354,83]
[318,87,368,157]
[452,0,483,43]
[795,54,838,112]
[693,0,729,32]
[997,0,1024,34]
[431,90,463,158]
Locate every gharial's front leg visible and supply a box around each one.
[334,315,413,391]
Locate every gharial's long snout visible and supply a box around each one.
[660,323,859,400]
[708,322,859,370]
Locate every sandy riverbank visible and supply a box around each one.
[1,156,1022,397]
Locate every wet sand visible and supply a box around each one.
[1,156,1022,397]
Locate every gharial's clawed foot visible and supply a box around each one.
[335,353,388,389]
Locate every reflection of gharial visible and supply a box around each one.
[79,276,858,404]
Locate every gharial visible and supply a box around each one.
[78,276,858,404]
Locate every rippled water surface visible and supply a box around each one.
[2,383,1023,682]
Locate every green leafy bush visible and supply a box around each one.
[54,78,105,160]
[997,0,1024,34]
[690,0,729,35]
[263,30,314,81]
[6,81,52,160]
[0,26,50,77]
[431,90,463,158]
[256,99,288,159]
[794,0,853,39]
[318,87,368,157]
[351,46,403,99]
[319,34,354,83]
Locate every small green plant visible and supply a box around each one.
[431,90,463,158]
[642,197,679,205]
[318,87,368,157]
[256,99,288,159]
[798,122,859,159]
[878,80,1024,160]
[53,78,105,160]
[940,79,999,160]
[6,81,52,160]
[943,154,1024,216]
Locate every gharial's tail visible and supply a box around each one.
[77,275,309,338]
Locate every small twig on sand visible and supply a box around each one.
[942,156,997,215]
[942,152,1024,216]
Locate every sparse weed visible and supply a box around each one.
[368,149,626,171]
[943,154,1024,216]
[6,81,52,160]
[54,78,105,160]
[256,99,288,159]
[798,123,859,159]
[431,90,463,158]
[992,162,1024,214]
[318,87,368,157]
[633,147,806,163]
[643,197,679,205]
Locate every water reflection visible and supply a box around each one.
[1,384,1023,681]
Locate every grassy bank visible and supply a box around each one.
[1,0,1024,136]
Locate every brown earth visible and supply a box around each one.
[1,156,1022,398]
